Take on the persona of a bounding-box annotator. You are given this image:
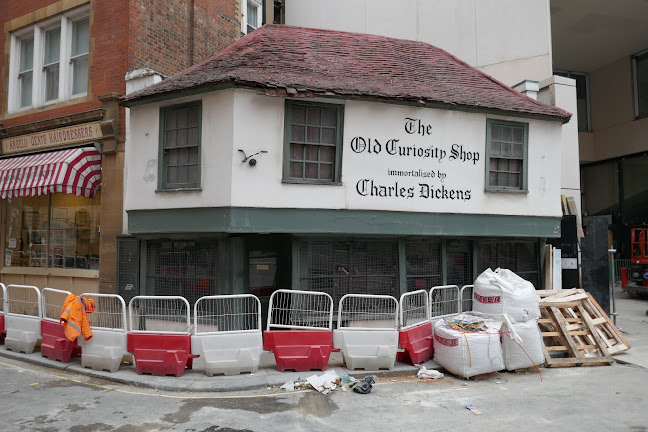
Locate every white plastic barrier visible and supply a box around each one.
[192,294,263,376]
[501,318,545,370]
[4,285,42,354]
[78,293,127,373]
[433,314,504,378]
[473,268,540,322]
[333,294,399,370]
[429,285,460,319]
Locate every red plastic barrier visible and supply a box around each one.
[263,330,333,372]
[127,333,198,377]
[40,320,81,363]
[397,322,433,365]
[0,314,5,343]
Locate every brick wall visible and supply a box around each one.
[1,0,130,129]
[2,0,241,127]
[128,0,241,77]
[1,0,242,295]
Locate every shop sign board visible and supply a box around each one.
[2,122,103,155]
[343,108,486,212]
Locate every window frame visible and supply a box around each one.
[484,118,529,193]
[633,49,648,119]
[157,100,203,191]
[69,16,90,97]
[282,99,345,185]
[7,6,89,113]
[242,0,263,34]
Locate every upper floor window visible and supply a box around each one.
[554,70,591,131]
[8,8,89,113]
[159,101,202,190]
[283,100,344,184]
[243,0,262,34]
[633,50,648,119]
[485,119,528,193]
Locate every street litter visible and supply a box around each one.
[466,405,482,415]
[417,366,443,380]
[280,371,358,394]
[280,381,295,391]
[352,375,377,394]
[307,371,339,394]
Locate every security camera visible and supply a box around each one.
[248,158,257,167]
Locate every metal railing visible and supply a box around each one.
[129,295,191,334]
[80,293,127,332]
[6,284,41,318]
[399,289,429,330]
[41,288,72,322]
[337,294,399,330]
[194,294,261,335]
[460,285,474,313]
[429,285,460,319]
[0,283,6,314]
[614,259,632,282]
[267,289,333,331]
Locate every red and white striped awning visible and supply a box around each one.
[0,147,101,199]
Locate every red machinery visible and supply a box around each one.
[620,228,648,298]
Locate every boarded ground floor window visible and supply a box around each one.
[475,241,540,288]
[299,240,399,306]
[4,192,101,269]
[405,239,442,291]
[299,238,539,302]
[146,240,219,305]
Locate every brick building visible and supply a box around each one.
[0,0,242,294]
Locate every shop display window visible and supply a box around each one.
[4,191,100,269]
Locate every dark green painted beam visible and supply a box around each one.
[128,207,561,238]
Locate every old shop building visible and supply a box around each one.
[0,0,242,293]
[120,25,572,307]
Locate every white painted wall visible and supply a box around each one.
[126,89,564,218]
[285,0,552,85]
[539,75,581,217]
[124,91,235,211]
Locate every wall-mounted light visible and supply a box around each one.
[238,149,268,167]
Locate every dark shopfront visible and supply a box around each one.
[118,229,544,312]
[580,151,648,258]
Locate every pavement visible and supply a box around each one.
[1,283,646,393]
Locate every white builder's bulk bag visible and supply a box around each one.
[473,268,540,322]
[433,315,504,378]
[501,319,545,370]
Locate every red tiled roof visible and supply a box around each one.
[122,25,571,122]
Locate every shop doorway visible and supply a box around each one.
[247,234,292,329]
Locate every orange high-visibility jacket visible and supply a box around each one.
[60,294,95,342]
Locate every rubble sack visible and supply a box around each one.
[473,268,540,322]
[433,314,504,378]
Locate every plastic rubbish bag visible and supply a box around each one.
[352,375,377,394]
[417,366,444,379]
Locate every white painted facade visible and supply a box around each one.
[125,89,563,218]
[282,0,579,217]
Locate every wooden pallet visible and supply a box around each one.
[537,289,630,367]
[539,302,613,367]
